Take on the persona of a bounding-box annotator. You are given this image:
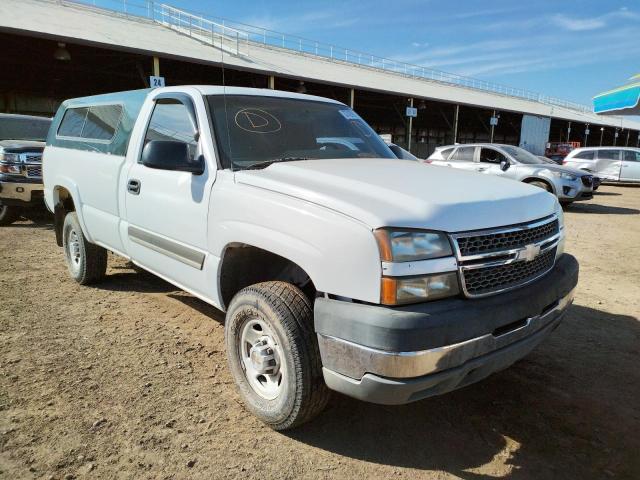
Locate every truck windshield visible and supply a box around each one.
[207,95,396,170]
[0,116,51,142]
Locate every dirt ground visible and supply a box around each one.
[1,185,639,480]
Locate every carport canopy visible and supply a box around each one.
[593,74,640,115]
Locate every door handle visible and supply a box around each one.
[127,178,141,195]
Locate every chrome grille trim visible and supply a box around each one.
[451,214,561,298]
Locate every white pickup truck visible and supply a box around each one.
[44,86,579,430]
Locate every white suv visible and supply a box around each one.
[428,143,594,204]
[563,147,640,182]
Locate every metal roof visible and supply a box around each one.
[2,0,639,131]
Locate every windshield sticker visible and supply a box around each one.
[234,108,282,134]
[339,109,360,120]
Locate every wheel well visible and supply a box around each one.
[523,177,554,193]
[53,187,75,246]
[219,244,315,309]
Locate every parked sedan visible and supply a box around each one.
[563,147,640,183]
[427,143,594,204]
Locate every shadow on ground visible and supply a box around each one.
[285,304,640,479]
[564,203,639,215]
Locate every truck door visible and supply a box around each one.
[621,150,640,181]
[124,93,216,300]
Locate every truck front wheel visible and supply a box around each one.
[62,212,107,285]
[0,203,19,226]
[224,281,330,430]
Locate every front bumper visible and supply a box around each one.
[556,177,593,202]
[0,179,44,205]
[315,253,579,405]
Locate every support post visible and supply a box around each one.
[153,56,160,77]
[349,88,355,109]
[584,124,590,147]
[489,109,496,143]
[567,121,571,142]
[268,75,275,89]
[614,128,618,146]
[599,128,604,146]
[626,129,630,146]
[406,98,414,152]
[453,104,459,144]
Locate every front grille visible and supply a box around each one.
[463,247,556,296]
[581,175,593,187]
[24,153,42,163]
[26,165,42,178]
[455,219,559,257]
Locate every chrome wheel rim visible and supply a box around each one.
[238,317,285,400]
[67,229,82,273]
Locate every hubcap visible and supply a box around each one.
[67,229,82,272]
[239,318,284,400]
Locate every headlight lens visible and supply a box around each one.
[551,171,577,181]
[374,229,452,262]
[381,272,460,305]
[0,152,20,163]
[0,164,22,174]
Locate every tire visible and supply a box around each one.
[527,180,552,192]
[0,203,20,226]
[225,281,330,430]
[62,212,107,285]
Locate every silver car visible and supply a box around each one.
[563,147,640,183]
[427,143,594,204]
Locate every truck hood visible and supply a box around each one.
[0,140,45,152]
[235,158,557,232]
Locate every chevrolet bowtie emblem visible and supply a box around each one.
[516,244,541,262]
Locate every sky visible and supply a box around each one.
[130,0,640,106]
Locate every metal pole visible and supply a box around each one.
[407,98,414,152]
[584,124,589,147]
[567,121,571,142]
[614,129,618,146]
[268,75,275,89]
[600,128,604,146]
[153,56,160,76]
[453,104,459,144]
[349,88,355,109]
[490,109,496,143]
[626,129,630,146]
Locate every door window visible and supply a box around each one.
[598,150,620,160]
[450,146,475,162]
[623,150,640,162]
[143,100,198,161]
[479,147,507,164]
[440,147,454,160]
[573,151,594,160]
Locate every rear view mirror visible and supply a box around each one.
[141,140,204,175]
[500,159,510,171]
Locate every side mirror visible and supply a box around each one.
[500,159,510,171]
[141,140,204,175]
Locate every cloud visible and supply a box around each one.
[551,8,640,32]
[550,14,605,31]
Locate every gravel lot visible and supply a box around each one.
[1,185,639,480]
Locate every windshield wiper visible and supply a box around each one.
[242,157,310,170]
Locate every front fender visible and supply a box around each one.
[208,182,382,304]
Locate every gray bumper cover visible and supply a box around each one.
[314,253,579,404]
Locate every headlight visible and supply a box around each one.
[381,272,460,305]
[374,229,453,262]
[551,171,577,181]
[0,152,20,163]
